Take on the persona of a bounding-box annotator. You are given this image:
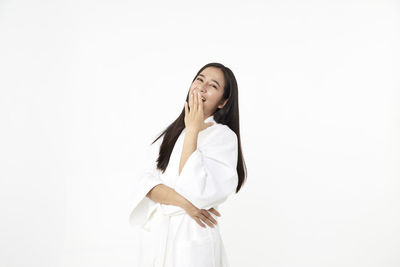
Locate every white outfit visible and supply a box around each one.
[128,115,239,267]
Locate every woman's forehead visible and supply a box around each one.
[198,67,225,85]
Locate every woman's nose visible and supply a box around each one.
[194,84,206,93]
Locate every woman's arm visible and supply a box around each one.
[145,126,199,209]
[174,125,238,210]
[146,107,200,208]
[146,183,190,209]
[179,90,212,175]
[146,183,220,228]
[144,92,221,228]
[179,129,199,175]
[145,127,200,209]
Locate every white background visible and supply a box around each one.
[0,0,399,266]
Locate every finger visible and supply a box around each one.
[201,210,218,225]
[184,101,188,116]
[198,92,204,112]
[189,92,193,110]
[194,90,198,112]
[194,216,206,228]
[189,91,193,110]
[208,207,221,217]
[198,213,215,228]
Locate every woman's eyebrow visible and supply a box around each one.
[198,74,221,88]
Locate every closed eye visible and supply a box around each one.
[197,78,217,89]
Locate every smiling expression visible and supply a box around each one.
[189,66,228,119]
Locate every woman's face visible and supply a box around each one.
[188,66,228,119]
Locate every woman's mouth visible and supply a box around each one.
[192,90,206,102]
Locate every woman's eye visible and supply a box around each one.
[195,78,216,88]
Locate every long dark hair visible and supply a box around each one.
[151,62,247,193]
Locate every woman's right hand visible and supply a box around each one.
[184,89,213,133]
[183,201,221,228]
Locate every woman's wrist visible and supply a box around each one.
[185,127,200,135]
[177,195,192,211]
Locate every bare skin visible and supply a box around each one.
[146,184,221,228]
[189,66,228,119]
[147,67,228,228]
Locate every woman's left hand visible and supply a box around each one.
[183,201,221,228]
[184,89,214,132]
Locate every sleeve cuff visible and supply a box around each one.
[128,170,163,228]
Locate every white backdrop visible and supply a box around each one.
[0,0,399,266]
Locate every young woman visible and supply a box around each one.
[128,62,247,267]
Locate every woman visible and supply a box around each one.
[128,62,247,267]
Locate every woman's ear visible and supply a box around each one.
[217,98,228,109]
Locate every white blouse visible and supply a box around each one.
[128,114,238,267]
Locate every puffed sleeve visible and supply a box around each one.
[128,136,164,228]
[173,125,239,210]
